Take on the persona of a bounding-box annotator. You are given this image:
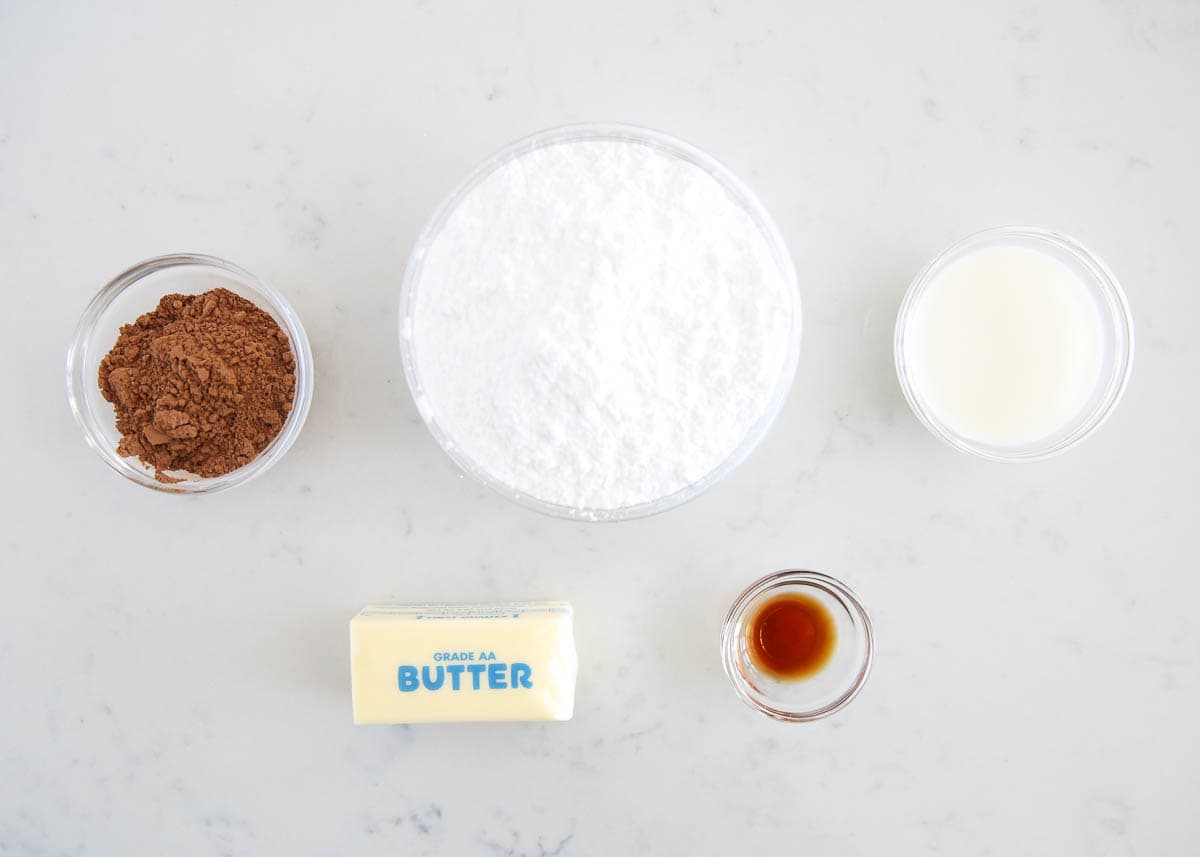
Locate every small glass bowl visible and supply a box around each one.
[66,254,314,493]
[722,570,874,722]
[894,226,1134,462]
[399,122,801,522]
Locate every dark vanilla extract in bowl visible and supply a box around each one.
[746,593,836,680]
[721,570,873,722]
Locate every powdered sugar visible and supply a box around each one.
[406,134,796,514]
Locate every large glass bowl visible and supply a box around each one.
[399,123,801,521]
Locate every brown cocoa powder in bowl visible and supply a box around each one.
[97,288,296,482]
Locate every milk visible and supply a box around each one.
[903,245,1103,446]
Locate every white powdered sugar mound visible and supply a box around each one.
[408,137,795,513]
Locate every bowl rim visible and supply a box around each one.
[398,121,802,521]
[66,252,315,494]
[721,570,875,722]
[893,225,1135,462]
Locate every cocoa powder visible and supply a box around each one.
[98,288,296,481]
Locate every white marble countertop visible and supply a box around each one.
[2,1,1197,854]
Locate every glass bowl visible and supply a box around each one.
[398,122,801,522]
[66,253,314,493]
[894,226,1134,461]
[722,570,874,722]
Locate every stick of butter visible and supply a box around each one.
[350,602,577,724]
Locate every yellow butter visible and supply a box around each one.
[350,602,577,724]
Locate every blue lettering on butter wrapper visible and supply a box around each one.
[397,662,535,693]
[421,666,445,690]
[398,665,419,691]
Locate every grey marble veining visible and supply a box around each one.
[1,0,1198,854]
